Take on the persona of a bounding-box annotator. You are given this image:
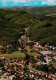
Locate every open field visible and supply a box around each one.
[0,51,25,59]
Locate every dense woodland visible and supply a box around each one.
[29,16,56,46]
[0,9,37,46]
[0,8,56,48]
[29,19,56,46]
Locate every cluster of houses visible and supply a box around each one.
[0,55,56,80]
[0,44,13,53]
[0,57,26,80]
[33,42,56,51]
[21,35,56,51]
[28,62,56,80]
[25,37,56,66]
[0,35,56,80]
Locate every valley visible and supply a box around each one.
[0,6,56,80]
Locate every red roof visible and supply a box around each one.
[33,48,38,51]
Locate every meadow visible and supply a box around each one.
[0,51,25,59]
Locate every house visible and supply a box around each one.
[36,76,39,79]
[26,37,31,43]
[36,42,39,45]
[16,67,19,71]
[53,56,56,60]
[0,56,5,60]
[18,47,21,51]
[9,75,16,80]
[38,71,42,75]
[48,74,52,79]
[7,68,11,72]
[33,44,38,48]
[43,78,47,80]
[33,48,39,51]
[52,76,56,80]
[40,50,52,55]
[0,70,2,73]
[0,45,4,49]
[53,47,56,50]
[0,67,2,70]
[44,56,52,63]
[21,35,26,40]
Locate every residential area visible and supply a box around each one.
[0,35,56,80]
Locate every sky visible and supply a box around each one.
[0,0,56,7]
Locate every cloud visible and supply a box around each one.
[0,0,34,3]
[1,0,56,3]
[47,0,56,5]
[0,0,56,7]
[42,0,56,5]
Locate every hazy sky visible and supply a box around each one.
[0,0,56,7]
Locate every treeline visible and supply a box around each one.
[40,35,56,46]
[0,9,38,46]
[0,21,25,45]
[29,19,56,46]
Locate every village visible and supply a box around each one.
[0,34,56,80]
[0,54,56,80]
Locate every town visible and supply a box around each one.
[0,35,56,80]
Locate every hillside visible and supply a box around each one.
[3,6,56,17]
[0,8,56,47]
[29,19,56,46]
[26,6,56,17]
[0,9,38,25]
[0,9,38,46]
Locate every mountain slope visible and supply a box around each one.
[0,8,56,47]
[0,9,38,45]
[29,19,56,46]
[0,9,38,26]
[3,6,56,17]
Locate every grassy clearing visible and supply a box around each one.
[0,51,25,59]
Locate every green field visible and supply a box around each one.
[0,51,25,59]
[46,13,56,16]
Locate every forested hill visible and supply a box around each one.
[0,8,56,47]
[29,16,56,46]
[0,9,37,25]
[3,6,56,17]
[0,9,38,46]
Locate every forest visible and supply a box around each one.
[0,8,56,47]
